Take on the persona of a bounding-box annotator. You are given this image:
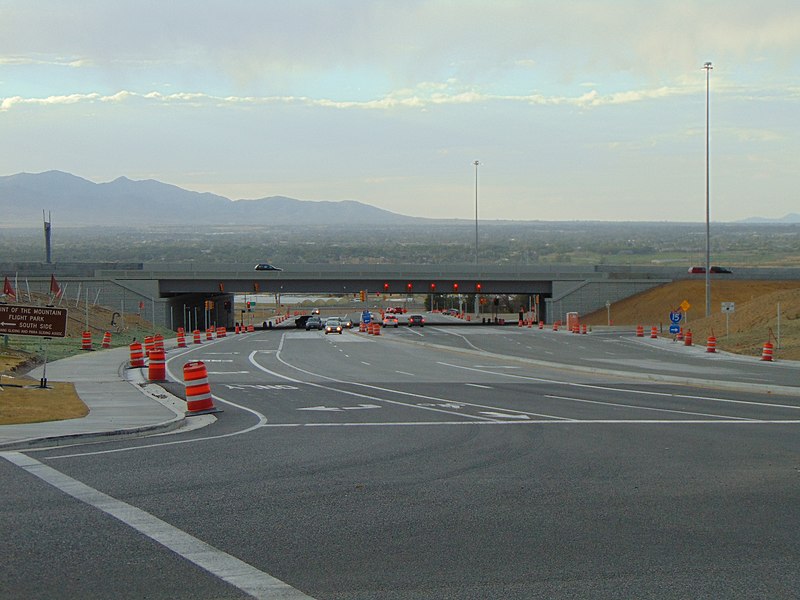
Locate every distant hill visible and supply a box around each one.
[0,171,424,227]
[738,213,800,224]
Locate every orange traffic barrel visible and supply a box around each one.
[650,326,658,339]
[101,331,112,349]
[684,330,693,346]
[248,325,254,332]
[81,331,92,350]
[148,347,166,382]
[217,326,226,338]
[193,329,202,344]
[129,341,145,368]
[706,336,717,353]
[153,333,164,350]
[538,321,544,330]
[144,335,154,354]
[581,324,588,334]
[636,325,644,337]
[176,330,187,348]
[761,342,774,362]
[206,328,213,341]
[183,361,220,415]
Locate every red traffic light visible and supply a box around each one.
[475,283,482,292]
[453,282,459,292]
[430,283,436,292]
[406,282,413,291]
[383,282,390,291]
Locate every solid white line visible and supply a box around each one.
[544,394,756,421]
[465,383,493,389]
[395,370,414,376]
[1,452,315,600]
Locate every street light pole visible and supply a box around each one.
[703,61,713,317]
[473,160,480,316]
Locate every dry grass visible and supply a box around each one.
[0,375,88,425]
[583,280,800,360]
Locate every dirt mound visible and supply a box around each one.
[583,280,800,360]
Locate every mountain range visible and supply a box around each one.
[1,170,797,227]
[0,171,423,227]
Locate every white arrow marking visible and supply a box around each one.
[479,411,530,420]
[297,404,381,412]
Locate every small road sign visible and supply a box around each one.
[669,311,683,324]
[680,300,691,312]
[669,324,681,334]
[0,304,68,338]
[361,310,371,324]
[721,302,735,313]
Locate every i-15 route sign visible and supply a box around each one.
[0,304,68,338]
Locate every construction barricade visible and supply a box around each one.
[129,341,145,368]
[684,330,693,346]
[81,331,92,351]
[706,336,717,353]
[650,326,658,339]
[176,329,187,348]
[101,331,112,349]
[761,342,774,362]
[636,325,644,337]
[183,361,221,415]
[148,347,166,382]
[193,329,202,344]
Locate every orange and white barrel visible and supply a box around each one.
[636,325,644,337]
[206,328,213,341]
[153,333,164,350]
[148,347,166,382]
[81,331,92,350]
[538,321,544,330]
[684,330,693,346]
[183,361,219,415]
[650,326,658,339]
[706,336,717,353]
[217,326,226,338]
[193,329,202,344]
[129,341,145,368]
[176,330,187,348]
[761,342,774,362]
[101,331,112,349]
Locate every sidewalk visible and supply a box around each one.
[0,346,195,451]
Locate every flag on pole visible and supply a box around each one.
[3,276,16,300]
[50,274,63,298]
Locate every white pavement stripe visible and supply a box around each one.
[1,452,315,600]
[544,394,756,421]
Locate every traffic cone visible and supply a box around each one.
[101,331,112,349]
[129,341,145,368]
[183,361,221,415]
[148,347,166,382]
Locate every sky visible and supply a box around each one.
[1,1,798,221]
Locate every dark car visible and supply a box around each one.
[305,316,323,330]
[294,315,311,329]
[254,263,283,271]
[408,314,425,327]
[340,316,353,329]
[324,318,343,335]
[710,266,732,274]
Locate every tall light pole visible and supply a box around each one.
[473,160,480,316]
[703,61,713,317]
[473,160,480,265]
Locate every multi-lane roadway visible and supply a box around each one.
[3,315,799,599]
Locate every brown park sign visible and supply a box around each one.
[0,304,68,338]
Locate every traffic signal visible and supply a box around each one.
[430,283,436,292]
[246,301,251,311]
[406,282,413,292]
[475,282,482,292]
[218,282,225,292]
[224,301,232,311]
[453,282,459,292]
[360,290,366,302]
[253,282,260,292]
[383,282,390,292]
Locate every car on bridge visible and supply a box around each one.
[254,263,283,271]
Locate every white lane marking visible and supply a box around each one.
[361,361,371,366]
[465,383,492,389]
[479,412,530,420]
[405,327,425,337]
[438,362,800,415]
[297,404,381,412]
[257,419,800,428]
[1,452,315,600]
[395,370,414,376]
[429,328,482,351]
[258,336,571,422]
[544,395,756,421]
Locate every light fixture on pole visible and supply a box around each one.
[703,61,713,317]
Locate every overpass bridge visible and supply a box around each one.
[3,262,798,331]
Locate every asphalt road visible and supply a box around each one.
[3,323,800,599]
